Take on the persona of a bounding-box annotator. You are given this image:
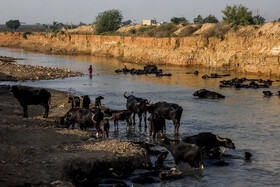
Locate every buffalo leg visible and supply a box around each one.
[22,104,28,118]
[114,120,118,130]
[132,113,136,125]
[42,103,49,118]
[138,113,142,126]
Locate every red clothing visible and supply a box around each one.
[88,66,92,75]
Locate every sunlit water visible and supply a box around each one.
[1,47,280,186]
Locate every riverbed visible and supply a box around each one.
[1,47,280,186]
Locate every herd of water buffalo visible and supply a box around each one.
[11,64,279,185]
[11,64,279,171]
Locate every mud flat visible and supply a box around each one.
[0,56,83,81]
[0,58,149,186]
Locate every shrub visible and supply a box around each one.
[233,24,238,32]
[59,30,65,35]
[22,32,31,39]
[54,30,59,37]
[129,28,136,34]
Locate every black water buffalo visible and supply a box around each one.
[99,119,110,139]
[263,91,273,96]
[182,132,235,153]
[220,78,271,89]
[81,95,91,109]
[147,101,183,133]
[148,114,165,138]
[193,89,225,99]
[144,65,158,74]
[95,96,104,109]
[11,85,51,118]
[158,137,203,168]
[67,108,104,137]
[68,96,80,108]
[123,92,148,126]
[104,108,132,129]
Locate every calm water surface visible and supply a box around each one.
[1,47,280,186]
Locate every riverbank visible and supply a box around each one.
[0,58,150,186]
[0,56,83,81]
[0,22,279,77]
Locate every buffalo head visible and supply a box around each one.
[216,134,235,149]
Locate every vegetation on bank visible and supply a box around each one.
[3,4,280,39]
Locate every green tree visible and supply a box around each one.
[5,20,20,31]
[193,15,203,24]
[203,14,219,23]
[253,15,265,25]
[222,4,254,25]
[170,17,187,25]
[94,9,123,34]
[50,21,64,32]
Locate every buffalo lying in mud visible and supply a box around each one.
[193,89,225,99]
[202,73,231,79]
[220,78,273,89]
[11,85,51,118]
[115,64,172,77]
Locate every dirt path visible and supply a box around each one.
[0,57,149,186]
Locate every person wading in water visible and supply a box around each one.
[88,65,92,75]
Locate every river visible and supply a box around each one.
[1,47,280,186]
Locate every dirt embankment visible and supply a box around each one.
[0,22,280,76]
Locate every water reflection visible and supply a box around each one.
[1,47,280,186]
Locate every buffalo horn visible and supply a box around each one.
[219,148,226,154]
[216,134,227,142]
[123,91,127,98]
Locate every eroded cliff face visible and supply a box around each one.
[0,23,279,76]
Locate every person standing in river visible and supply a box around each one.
[88,65,92,75]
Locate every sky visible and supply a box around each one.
[0,0,279,24]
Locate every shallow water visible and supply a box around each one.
[1,47,280,186]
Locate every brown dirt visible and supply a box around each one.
[0,59,149,186]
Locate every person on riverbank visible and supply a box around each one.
[88,65,92,75]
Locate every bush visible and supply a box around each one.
[54,30,59,37]
[144,23,177,38]
[129,28,136,34]
[22,32,31,39]
[233,24,238,32]
[59,30,65,35]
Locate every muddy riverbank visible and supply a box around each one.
[0,58,149,186]
[0,56,83,81]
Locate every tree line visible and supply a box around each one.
[4,4,280,34]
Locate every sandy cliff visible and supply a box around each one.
[0,22,279,76]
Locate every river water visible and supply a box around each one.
[1,47,280,186]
